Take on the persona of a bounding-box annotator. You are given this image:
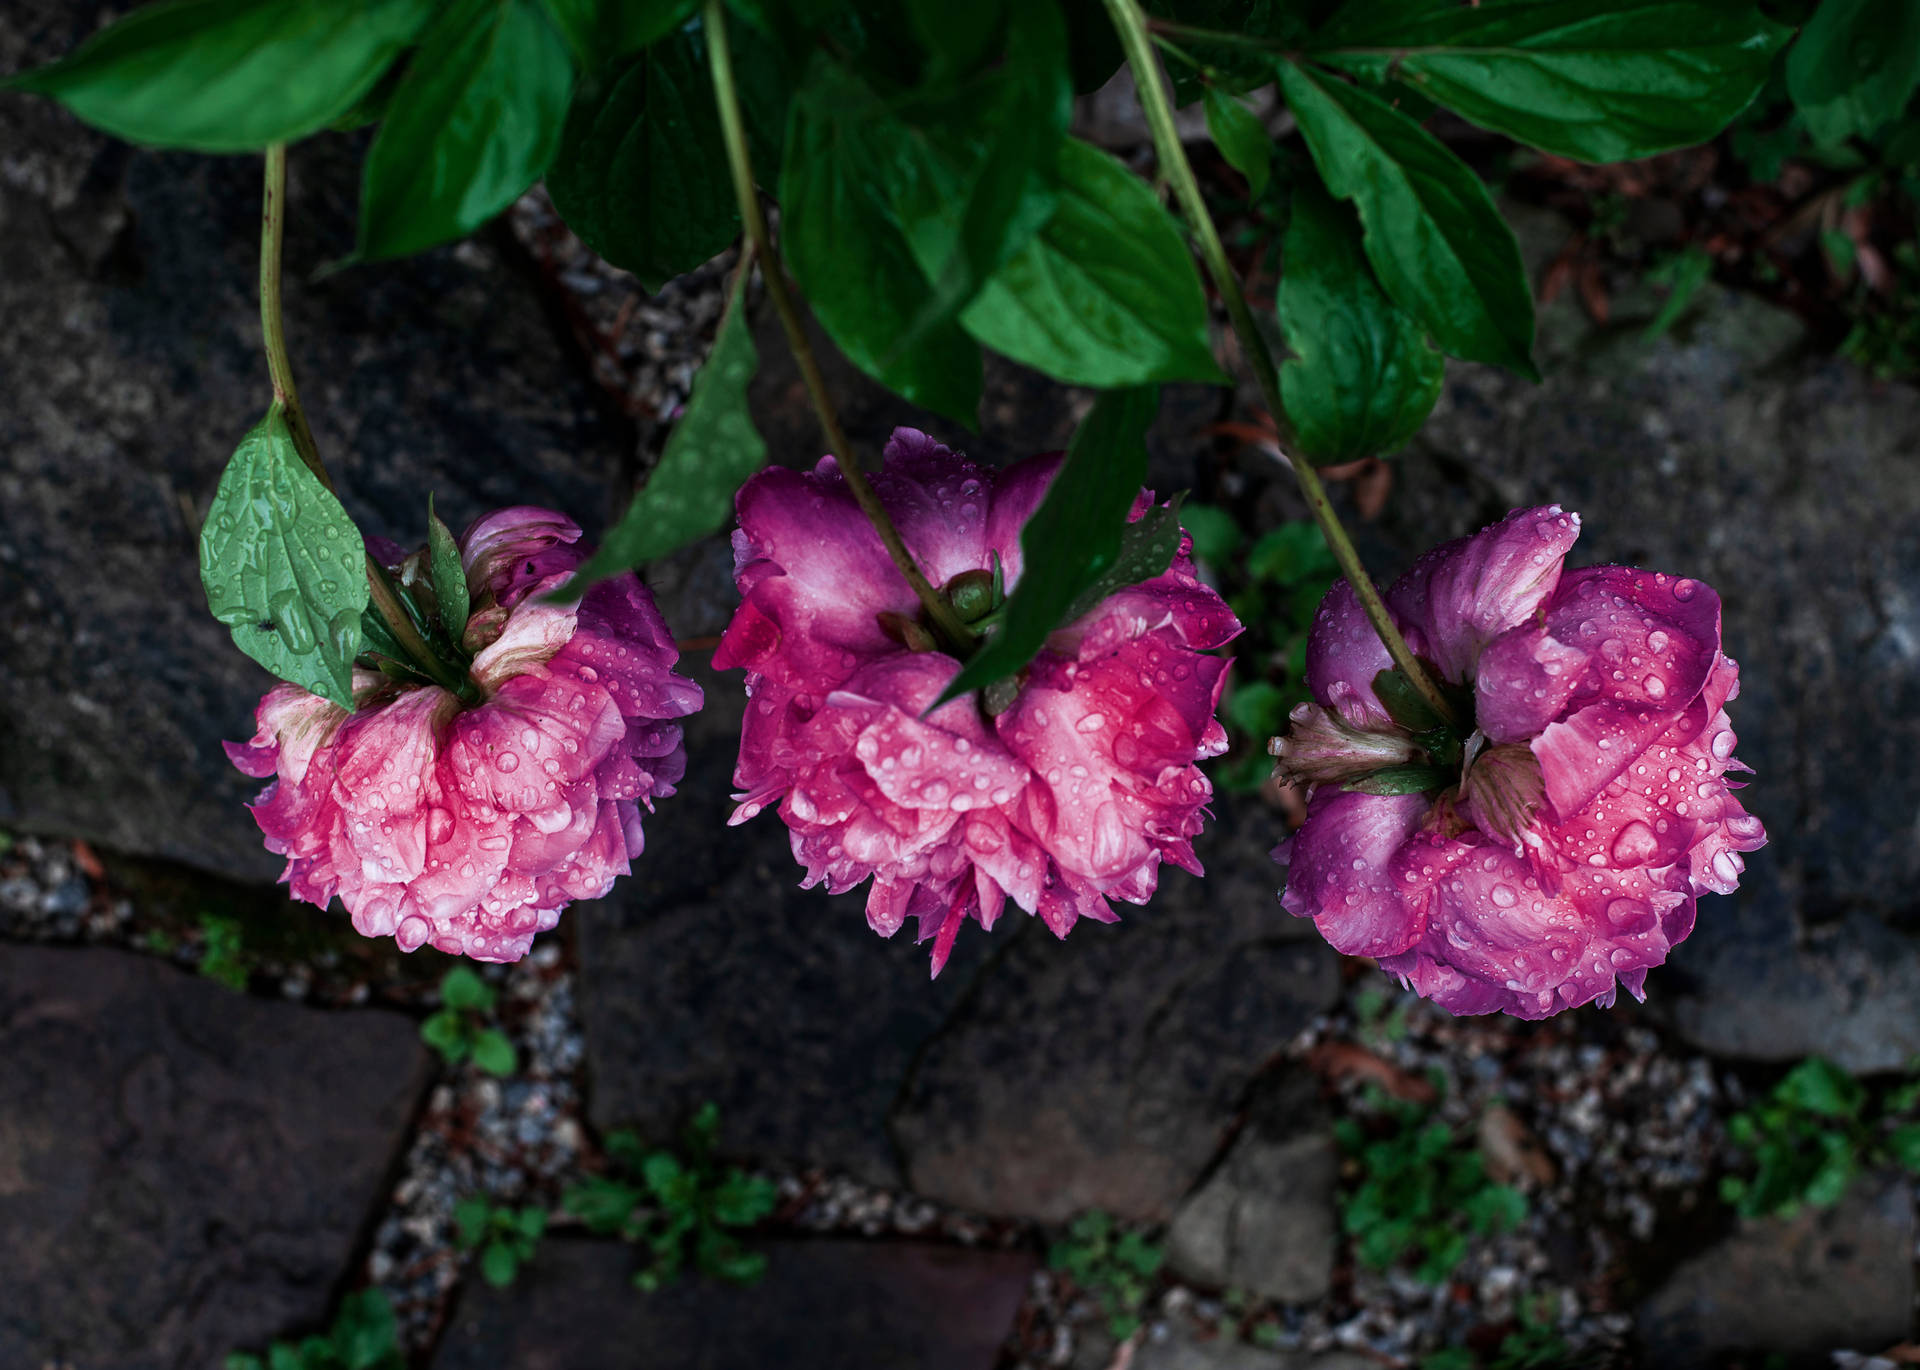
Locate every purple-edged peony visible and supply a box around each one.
[712,429,1242,974]
[1272,506,1765,1019]
[225,508,702,962]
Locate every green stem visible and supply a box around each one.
[1101,0,1457,726]
[703,1,975,657]
[260,143,469,700]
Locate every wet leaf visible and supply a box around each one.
[200,404,367,708]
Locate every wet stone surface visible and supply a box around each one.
[0,941,431,1370]
[433,1236,1036,1370]
[1635,1170,1913,1367]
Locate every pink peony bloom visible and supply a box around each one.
[225,507,702,962]
[1272,506,1765,1018]
[712,429,1241,974]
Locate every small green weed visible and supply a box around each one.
[1353,984,1411,1049]
[1419,1293,1567,1369]
[1336,1092,1527,1284]
[1720,1056,1920,1218]
[198,913,250,991]
[1048,1210,1164,1339]
[562,1103,776,1291]
[453,1196,546,1287]
[224,1289,402,1370]
[1183,510,1337,793]
[420,966,515,1075]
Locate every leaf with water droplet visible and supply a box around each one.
[557,267,765,596]
[199,403,367,707]
[427,493,469,643]
[933,385,1160,710]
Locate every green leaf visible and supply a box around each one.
[890,4,1073,361]
[934,387,1159,708]
[359,0,574,260]
[440,965,496,1013]
[200,404,368,709]
[1343,764,1454,796]
[1224,680,1289,739]
[481,1240,520,1287]
[471,1028,518,1077]
[564,271,764,589]
[1154,0,1306,104]
[1204,87,1272,198]
[1277,61,1537,379]
[546,29,738,292]
[960,138,1226,386]
[517,1207,549,1239]
[1311,1,1791,164]
[711,1172,779,1225]
[1643,244,1715,340]
[642,1152,686,1200]
[1787,0,1920,148]
[4,0,435,152]
[540,0,698,70]
[427,496,470,644]
[1279,183,1443,462]
[453,1196,492,1248]
[1180,503,1243,566]
[1247,522,1335,585]
[420,1010,470,1060]
[1777,1057,1865,1118]
[1888,1123,1920,1172]
[562,1176,644,1230]
[780,54,981,424]
[1058,504,1185,627]
[1371,666,1445,732]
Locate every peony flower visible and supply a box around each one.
[225,507,702,962]
[1272,506,1765,1018]
[712,429,1241,974]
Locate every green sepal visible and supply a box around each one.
[427,494,470,645]
[1342,764,1453,796]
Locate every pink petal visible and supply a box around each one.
[1277,789,1429,957]
[1385,505,1580,684]
[1538,566,1722,715]
[460,507,585,610]
[1474,627,1590,744]
[1304,579,1397,729]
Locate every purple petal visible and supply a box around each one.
[1278,789,1428,957]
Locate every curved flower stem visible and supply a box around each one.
[703,1,974,656]
[1100,0,1457,726]
[260,143,463,696]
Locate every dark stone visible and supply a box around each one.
[1634,1171,1912,1367]
[574,650,996,1187]
[1164,1071,1338,1302]
[0,0,630,880]
[433,1237,1035,1370]
[890,794,1341,1223]
[0,943,431,1370]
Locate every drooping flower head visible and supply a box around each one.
[225,508,702,962]
[713,429,1242,974]
[1273,506,1765,1018]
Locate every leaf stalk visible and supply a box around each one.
[703,1,975,656]
[1101,0,1457,725]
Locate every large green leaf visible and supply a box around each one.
[566,270,764,587]
[1786,0,1920,148]
[779,54,982,425]
[934,387,1162,708]
[200,405,368,708]
[1204,87,1273,199]
[1312,1,1790,163]
[959,138,1225,387]
[1150,0,1307,104]
[546,29,737,292]
[1277,61,1537,379]
[1279,183,1442,462]
[889,3,1073,360]
[359,0,574,261]
[5,0,435,152]
[539,0,697,71]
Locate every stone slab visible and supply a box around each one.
[1635,1172,1912,1367]
[434,1237,1035,1370]
[0,943,432,1370]
[1165,1072,1338,1303]
[890,793,1342,1223]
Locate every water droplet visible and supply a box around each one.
[1490,883,1517,908]
[1076,713,1106,733]
[1672,578,1697,601]
[1647,630,1670,653]
[496,751,520,773]
[1643,674,1666,699]
[1610,820,1660,865]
